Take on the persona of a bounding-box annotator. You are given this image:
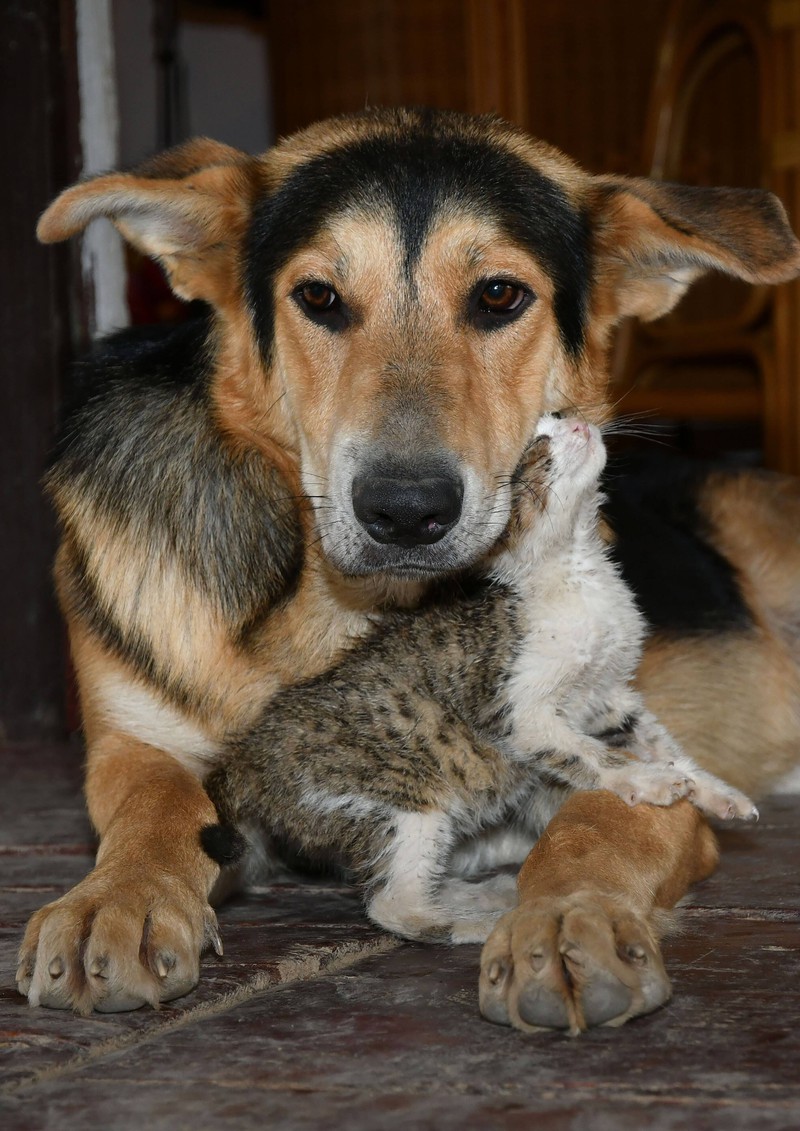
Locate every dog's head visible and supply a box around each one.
[38,108,800,580]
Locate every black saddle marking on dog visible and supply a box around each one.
[603,451,752,634]
[47,312,304,670]
[53,310,213,445]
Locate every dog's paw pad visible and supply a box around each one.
[517,982,571,1031]
[579,970,634,1028]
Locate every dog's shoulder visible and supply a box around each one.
[47,316,306,723]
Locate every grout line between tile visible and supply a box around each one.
[680,906,800,921]
[2,935,402,1097]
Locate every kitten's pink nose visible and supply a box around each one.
[571,420,590,437]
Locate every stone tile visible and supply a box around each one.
[703,795,800,911]
[1,743,88,848]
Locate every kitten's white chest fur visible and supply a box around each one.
[490,416,641,750]
[507,526,644,747]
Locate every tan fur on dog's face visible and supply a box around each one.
[271,207,568,576]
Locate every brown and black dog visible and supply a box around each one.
[17,108,800,1032]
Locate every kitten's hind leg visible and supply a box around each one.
[440,874,519,943]
[365,810,517,945]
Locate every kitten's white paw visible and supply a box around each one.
[686,772,759,822]
[602,764,693,808]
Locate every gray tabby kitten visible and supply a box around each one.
[205,415,755,944]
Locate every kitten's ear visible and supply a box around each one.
[591,175,800,322]
[37,138,261,307]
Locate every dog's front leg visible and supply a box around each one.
[479,790,719,1035]
[17,734,221,1014]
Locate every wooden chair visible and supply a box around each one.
[610,0,782,458]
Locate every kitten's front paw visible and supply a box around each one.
[602,764,693,808]
[686,772,759,822]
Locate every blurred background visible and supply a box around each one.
[3,0,800,740]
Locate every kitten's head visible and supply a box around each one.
[534,412,607,491]
[509,412,606,538]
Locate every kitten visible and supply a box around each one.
[205,415,755,943]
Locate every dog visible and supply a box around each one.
[17,107,800,1031]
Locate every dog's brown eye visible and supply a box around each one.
[300,282,337,310]
[470,279,533,331]
[294,281,348,331]
[479,281,526,312]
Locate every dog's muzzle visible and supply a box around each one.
[352,470,464,547]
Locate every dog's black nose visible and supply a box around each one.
[352,473,464,546]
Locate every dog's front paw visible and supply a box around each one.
[17,867,221,1014]
[479,892,670,1035]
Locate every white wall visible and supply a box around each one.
[113,1,274,163]
[79,0,273,337]
[179,19,273,154]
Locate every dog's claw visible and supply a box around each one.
[205,914,224,957]
[87,956,107,979]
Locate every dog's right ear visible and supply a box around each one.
[37,138,261,306]
[591,175,800,323]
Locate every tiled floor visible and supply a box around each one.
[1,743,799,1130]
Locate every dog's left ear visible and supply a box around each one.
[591,176,800,322]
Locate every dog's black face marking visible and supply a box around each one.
[246,111,590,359]
[604,452,753,634]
